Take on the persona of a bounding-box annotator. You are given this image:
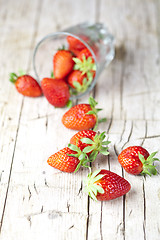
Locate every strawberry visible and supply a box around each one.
[67,70,85,88]
[118,146,160,176]
[69,47,82,57]
[73,48,96,87]
[9,73,42,97]
[62,96,106,130]
[70,130,110,160]
[47,145,89,173]
[67,69,96,94]
[67,70,92,94]
[41,78,70,108]
[67,35,89,51]
[77,48,94,62]
[84,169,131,201]
[73,53,96,76]
[53,50,74,79]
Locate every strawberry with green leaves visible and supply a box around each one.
[70,130,110,160]
[41,78,70,108]
[73,49,96,77]
[62,96,106,130]
[9,73,42,97]
[67,70,95,94]
[47,144,90,173]
[84,169,131,201]
[72,48,96,94]
[53,50,74,79]
[118,146,160,176]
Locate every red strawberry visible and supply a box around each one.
[70,130,96,149]
[67,35,89,51]
[9,73,42,97]
[41,78,70,108]
[69,47,82,57]
[118,146,160,176]
[62,96,106,130]
[62,103,96,130]
[78,48,94,62]
[47,145,89,173]
[67,70,95,94]
[70,130,110,160]
[84,169,131,201]
[68,70,86,88]
[73,49,96,80]
[53,50,74,79]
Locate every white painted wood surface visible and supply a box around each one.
[0,0,160,239]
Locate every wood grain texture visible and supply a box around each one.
[0,0,160,239]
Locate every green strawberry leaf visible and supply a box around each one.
[80,138,95,144]
[58,44,66,51]
[89,190,97,201]
[79,152,86,161]
[138,153,146,164]
[82,77,88,86]
[90,169,101,179]
[73,81,82,89]
[95,184,105,194]
[83,169,106,201]
[68,143,80,152]
[86,110,96,115]
[67,153,79,158]
[66,100,73,108]
[82,131,111,159]
[9,73,18,83]
[100,147,109,155]
[102,141,111,145]
[148,165,157,175]
[139,151,160,176]
[83,145,95,153]
[92,174,105,183]
[141,169,152,176]
[74,162,82,173]
[89,150,98,161]
[98,118,107,123]
[50,71,54,78]
[88,96,98,108]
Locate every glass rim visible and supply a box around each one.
[32,31,98,100]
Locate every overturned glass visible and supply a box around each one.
[33,22,115,100]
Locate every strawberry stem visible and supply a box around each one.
[9,73,18,83]
[66,100,73,108]
[87,96,107,130]
[50,71,54,78]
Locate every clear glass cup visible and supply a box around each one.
[33,22,115,100]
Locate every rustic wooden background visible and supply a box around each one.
[0,0,160,239]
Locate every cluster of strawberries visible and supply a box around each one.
[10,35,96,108]
[48,96,159,201]
[9,36,160,202]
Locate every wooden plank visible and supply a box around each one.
[0,0,42,227]
[97,0,160,121]
[0,0,97,239]
[0,0,160,239]
[86,0,160,239]
[141,121,160,240]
